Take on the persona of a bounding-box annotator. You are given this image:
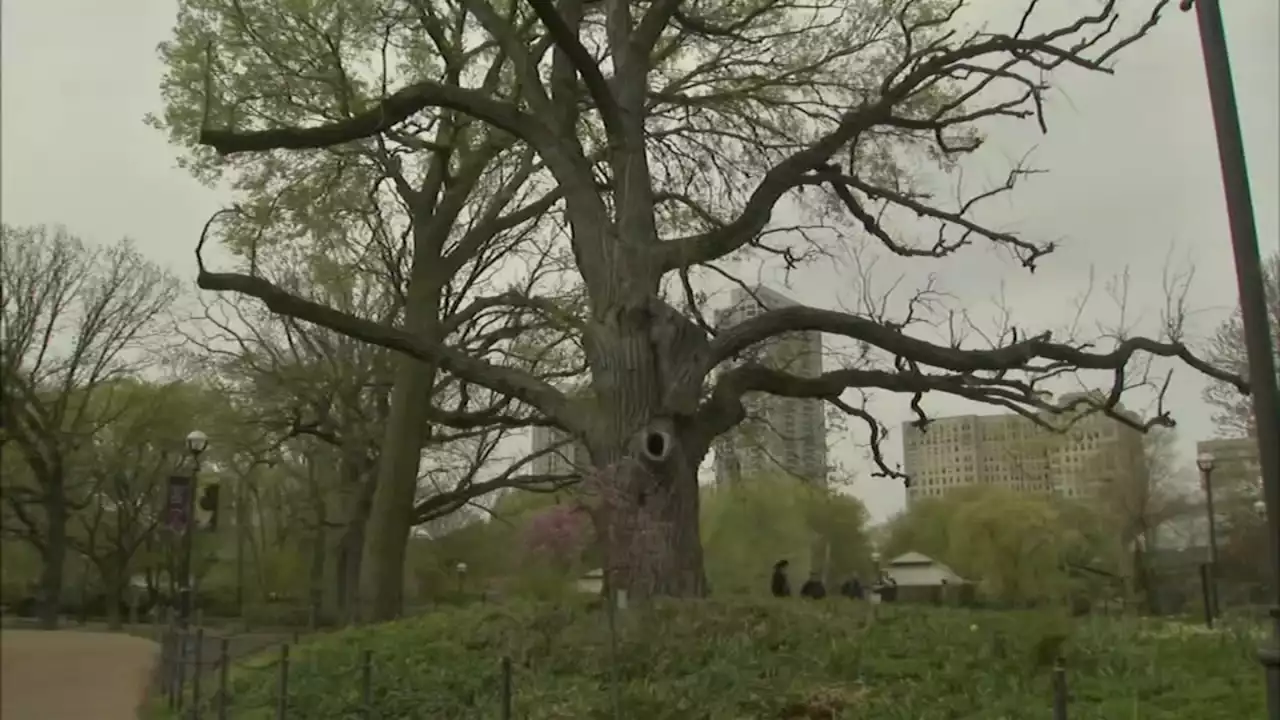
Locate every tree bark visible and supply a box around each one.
[336,494,371,623]
[104,561,125,631]
[576,301,713,600]
[359,356,437,622]
[308,526,326,629]
[585,451,707,599]
[37,488,68,630]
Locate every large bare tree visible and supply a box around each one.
[0,225,180,627]
[161,0,1247,604]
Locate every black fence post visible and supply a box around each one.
[217,637,230,720]
[501,656,513,720]
[1052,657,1069,720]
[276,643,290,720]
[176,630,188,713]
[192,628,205,719]
[162,628,175,709]
[361,650,373,719]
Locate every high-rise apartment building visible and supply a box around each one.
[901,392,1146,502]
[712,286,828,485]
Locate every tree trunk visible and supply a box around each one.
[308,527,326,629]
[336,508,368,623]
[359,357,437,622]
[37,489,68,630]
[105,561,125,631]
[576,300,713,599]
[584,450,707,599]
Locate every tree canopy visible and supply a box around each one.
[153,0,1248,601]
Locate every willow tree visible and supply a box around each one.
[165,0,1245,605]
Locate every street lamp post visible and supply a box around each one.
[455,562,469,598]
[871,551,882,603]
[1198,452,1221,620]
[179,430,209,629]
[1183,1,1280,715]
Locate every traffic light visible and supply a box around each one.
[196,481,220,532]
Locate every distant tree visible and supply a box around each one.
[1202,252,1279,438]
[701,475,871,595]
[0,225,179,628]
[68,379,227,628]
[885,485,1096,606]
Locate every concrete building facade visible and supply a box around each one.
[712,286,828,485]
[1195,436,1262,502]
[902,393,1147,503]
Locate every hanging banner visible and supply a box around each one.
[165,475,192,532]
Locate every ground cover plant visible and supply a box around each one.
[156,597,1263,719]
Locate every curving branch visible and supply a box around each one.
[194,262,576,431]
[524,0,622,137]
[659,0,1175,273]
[706,304,1244,392]
[198,79,545,157]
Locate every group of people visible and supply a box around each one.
[769,559,895,601]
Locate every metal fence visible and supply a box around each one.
[157,622,1074,720]
[157,626,515,719]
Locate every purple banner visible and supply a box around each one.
[165,475,192,532]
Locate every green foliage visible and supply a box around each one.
[160,599,1262,720]
[701,476,872,594]
[883,486,1118,606]
[405,494,597,604]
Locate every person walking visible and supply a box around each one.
[770,560,792,597]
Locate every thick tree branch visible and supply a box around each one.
[195,265,576,431]
[524,0,623,138]
[707,305,1244,391]
[198,79,543,157]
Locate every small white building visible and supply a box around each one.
[576,568,605,595]
[884,552,967,587]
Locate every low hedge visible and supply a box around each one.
[157,597,1264,719]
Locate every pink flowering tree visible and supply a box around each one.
[523,504,592,570]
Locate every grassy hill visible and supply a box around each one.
[156,598,1263,719]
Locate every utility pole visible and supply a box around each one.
[1183,1,1280,716]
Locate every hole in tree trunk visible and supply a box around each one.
[642,430,671,463]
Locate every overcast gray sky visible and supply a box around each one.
[3,1,1277,522]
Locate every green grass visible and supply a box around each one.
[152,598,1264,719]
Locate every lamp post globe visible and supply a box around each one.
[186,429,209,456]
[1197,452,1216,473]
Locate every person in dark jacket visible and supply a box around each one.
[839,576,864,600]
[800,573,827,599]
[770,560,792,597]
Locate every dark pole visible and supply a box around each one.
[178,453,200,629]
[1200,562,1215,630]
[1184,1,1280,717]
[1201,462,1221,618]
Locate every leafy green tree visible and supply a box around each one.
[156,0,581,621]
[67,379,231,628]
[702,475,870,595]
[885,485,1101,606]
[0,225,180,628]
[158,0,1242,604]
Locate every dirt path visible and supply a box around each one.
[1,629,158,720]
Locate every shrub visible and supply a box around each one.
[157,598,1263,719]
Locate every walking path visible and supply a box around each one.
[1,629,158,720]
